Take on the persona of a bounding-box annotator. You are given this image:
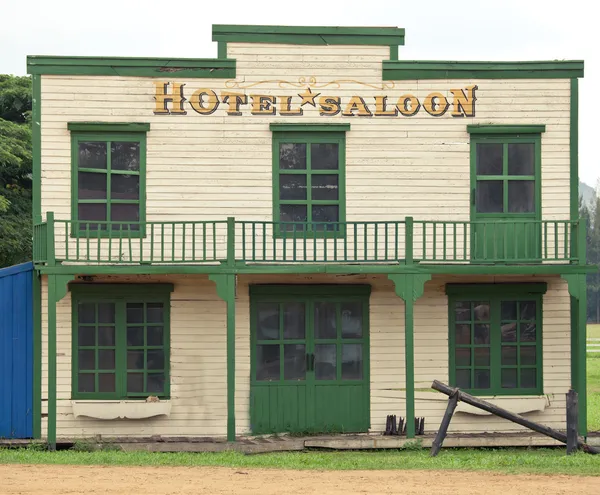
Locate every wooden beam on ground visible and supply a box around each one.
[566,389,578,455]
[431,380,599,455]
[430,392,459,456]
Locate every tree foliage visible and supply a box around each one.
[0,75,32,267]
[580,196,600,322]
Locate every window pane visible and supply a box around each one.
[127,327,144,346]
[341,302,363,338]
[501,322,517,342]
[312,205,339,224]
[508,143,534,175]
[501,345,517,365]
[97,303,115,324]
[79,172,107,200]
[147,326,164,346]
[454,301,471,322]
[98,373,115,393]
[111,203,139,224]
[476,181,503,213]
[127,303,144,324]
[474,348,490,366]
[311,175,338,201]
[146,303,163,324]
[78,203,106,230]
[284,344,306,380]
[280,143,306,170]
[501,368,517,388]
[127,350,144,369]
[474,324,490,344]
[78,326,95,346]
[476,143,502,175]
[148,373,165,393]
[127,373,144,393]
[280,204,307,224]
[455,324,471,345]
[520,301,536,320]
[78,373,95,393]
[456,369,471,388]
[473,302,490,321]
[455,348,471,366]
[279,174,307,200]
[520,346,536,366]
[78,350,95,370]
[342,344,362,380]
[111,174,139,200]
[257,303,279,340]
[78,302,96,324]
[474,369,490,389]
[98,350,115,370]
[501,301,517,320]
[256,344,280,381]
[521,368,536,388]
[147,350,164,370]
[79,142,107,169]
[111,142,140,171]
[98,326,115,346]
[314,302,336,339]
[311,143,339,170]
[520,322,537,343]
[283,302,305,339]
[315,344,336,380]
[508,180,534,213]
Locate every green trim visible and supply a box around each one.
[70,283,172,401]
[445,283,547,296]
[47,275,57,449]
[382,60,584,80]
[272,130,347,238]
[209,274,236,441]
[467,125,546,135]
[27,56,236,78]
[67,122,150,133]
[32,74,41,224]
[70,130,147,239]
[213,24,404,47]
[32,271,42,439]
[270,123,351,133]
[570,78,579,221]
[448,286,544,396]
[218,42,228,59]
[389,45,398,61]
[250,284,371,296]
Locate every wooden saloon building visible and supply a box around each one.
[27,24,593,449]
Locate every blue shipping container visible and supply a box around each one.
[0,262,33,439]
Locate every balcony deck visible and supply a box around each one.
[33,214,588,276]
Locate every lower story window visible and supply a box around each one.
[447,283,545,395]
[71,284,173,399]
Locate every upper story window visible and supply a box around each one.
[68,123,149,236]
[271,124,348,236]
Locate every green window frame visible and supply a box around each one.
[447,283,546,396]
[69,123,148,238]
[271,125,347,237]
[71,284,173,400]
[468,126,544,220]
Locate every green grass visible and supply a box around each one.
[0,448,599,475]
[589,324,600,340]
[588,351,600,431]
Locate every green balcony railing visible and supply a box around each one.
[33,213,584,267]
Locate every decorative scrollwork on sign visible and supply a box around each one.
[224,77,395,91]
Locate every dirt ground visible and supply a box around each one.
[1,465,599,495]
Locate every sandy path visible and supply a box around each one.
[1,464,598,495]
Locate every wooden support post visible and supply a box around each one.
[430,392,458,456]
[432,380,599,454]
[567,389,578,455]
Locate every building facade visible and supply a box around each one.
[28,25,592,448]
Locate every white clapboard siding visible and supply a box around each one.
[40,43,570,230]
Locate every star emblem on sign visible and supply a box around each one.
[298,87,321,107]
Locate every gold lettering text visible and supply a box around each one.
[319,96,341,116]
[153,82,186,114]
[397,95,420,117]
[221,92,247,116]
[279,96,303,116]
[250,95,276,115]
[450,85,478,117]
[189,89,220,115]
[423,92,449,117]
[342,96,372,117]
[374,96,398,117]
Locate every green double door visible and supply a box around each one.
[250,286,370,435]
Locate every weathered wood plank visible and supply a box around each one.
[430,392,459,456]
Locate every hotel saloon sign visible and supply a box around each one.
[153,78,478,118]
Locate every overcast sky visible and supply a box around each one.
[1,0,597,186]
